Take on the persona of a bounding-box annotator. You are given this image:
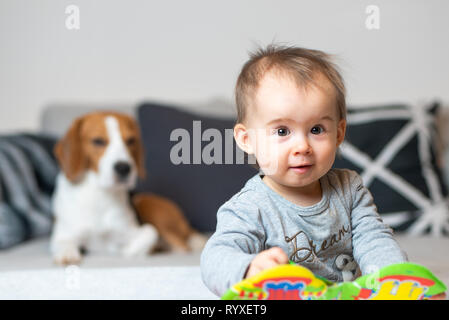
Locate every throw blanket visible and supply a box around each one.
[0,134,58,249]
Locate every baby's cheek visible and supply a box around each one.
[253,135,269,161]
[257,152,280,176]
[256,143,284,175]
[317,143,338,168]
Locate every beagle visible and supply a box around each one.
[51,111,206,265]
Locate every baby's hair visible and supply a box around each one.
[235,44,346,124]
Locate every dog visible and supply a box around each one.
[50,111,206,265]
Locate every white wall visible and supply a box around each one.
[1,0,449,133]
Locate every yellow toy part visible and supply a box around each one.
[223,264,328,300]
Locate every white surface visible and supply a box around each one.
[0,237,216,299]
[0,237,203,271]
[0,235,448,299]
[1,0,449,133]
[0,266,216,300]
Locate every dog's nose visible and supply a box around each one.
[114,161,131,178]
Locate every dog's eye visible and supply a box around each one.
[126,137,136,146]
[92,137,107,147]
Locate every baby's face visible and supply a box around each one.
[241,72,346,190]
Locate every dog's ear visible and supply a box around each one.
[125,115,147,180]
[54,116,88,183]
[135,131,146,180]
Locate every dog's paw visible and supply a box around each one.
[53,247,82,266]
[122,224,158,258]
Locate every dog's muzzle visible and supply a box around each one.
[114,161,131,181]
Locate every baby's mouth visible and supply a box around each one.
[290,164,313,169]
[289,164,313,173]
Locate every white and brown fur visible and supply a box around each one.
[50,111,206,265]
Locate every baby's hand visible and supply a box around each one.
[245,247,289,278]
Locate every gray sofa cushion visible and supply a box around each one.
[39,98,236,137]
[40,104,136,137]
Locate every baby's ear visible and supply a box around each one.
[336,118,346,146]
[234,123,254,154]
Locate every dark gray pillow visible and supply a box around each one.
[136,102,258,232]
[333,102,449,236]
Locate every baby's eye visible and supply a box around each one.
[276,127,290,136]
[311,126,324,135]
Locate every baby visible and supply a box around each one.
[200,45,409,297]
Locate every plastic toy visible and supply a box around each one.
[222,262,447,300]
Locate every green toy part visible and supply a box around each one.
[222,262,447,300]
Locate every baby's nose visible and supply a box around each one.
[292,139,312,155]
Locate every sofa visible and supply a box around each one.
[0,99,448,299]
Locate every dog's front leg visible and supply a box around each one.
[121,224,158,258]
[51,236,83,266]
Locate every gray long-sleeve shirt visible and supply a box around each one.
[200,168,408,297]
